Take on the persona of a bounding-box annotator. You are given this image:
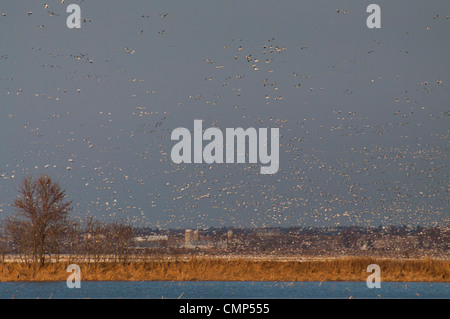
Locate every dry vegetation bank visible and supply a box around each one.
[0,257,449,282]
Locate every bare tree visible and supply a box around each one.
[107,221,134,263]
[11,175,72,266]
[65,220,82,263]
[0,220,13,262]
[82,216,108,263]
[4,217,34,263]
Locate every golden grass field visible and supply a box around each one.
[0,257,449,282]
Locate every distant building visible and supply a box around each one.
[134,235,168,249]
[185,229,192,248]
[192,230,199,242]
[184,229,226,249]
[255,228,281,237]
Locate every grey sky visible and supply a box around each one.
[0,1,449,228]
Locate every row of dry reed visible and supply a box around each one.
[1,257,448,282]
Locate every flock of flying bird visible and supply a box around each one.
[0,3,448,230]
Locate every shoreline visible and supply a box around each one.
[1,256,448,283]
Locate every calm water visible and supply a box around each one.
[0,281,448,299]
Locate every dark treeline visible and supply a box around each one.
[0,216,134,264]
[135,224,450,237]
[1,220,449,264]
[0,174,137,265]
